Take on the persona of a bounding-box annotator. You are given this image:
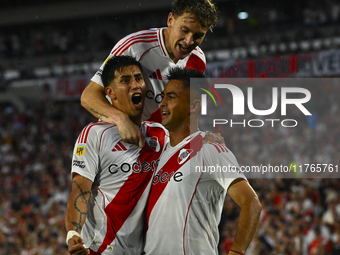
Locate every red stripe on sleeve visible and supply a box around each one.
[83,122,107,144]
[217,143,228,152]
[158,29,167,56]
[211,142,221,153]
[118,141,127,150]
[78,128,85,144]
[80,123,93,144]
[117,39,158,56]
[156,69,162,80]
[111,32,157,55]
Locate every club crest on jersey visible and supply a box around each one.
[146,136,160,152]
[76,145,85,157]
[178,149,193,165]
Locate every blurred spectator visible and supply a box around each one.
[0,101,96,254]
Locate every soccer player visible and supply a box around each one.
[81,0,218,147]
[64,56,169,255]
[144,68,262,255]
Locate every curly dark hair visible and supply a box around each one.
[171,0,218,31]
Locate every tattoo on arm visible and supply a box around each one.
[72,180,91,232]
[89,107,109,120]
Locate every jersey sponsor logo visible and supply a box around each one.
[146,90,163,104]
[145,136,160,152]
[178,149,193,165]
[149,69,162,80]
[76,144,85,156]
[108,158,159,174]
[112,141,128,152]
[72,160,85,168]
[152,169,183,184]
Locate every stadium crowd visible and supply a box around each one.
[1,0,340,78]
[0,100,96,255]
[0,79,339,254]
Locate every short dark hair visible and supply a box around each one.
[171,0,218,31]
[166,67,205,89]
[166,67,206,100]
[101,56,143,88]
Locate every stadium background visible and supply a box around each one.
[0,0,340,254]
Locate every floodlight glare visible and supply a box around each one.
[238,12,248,19]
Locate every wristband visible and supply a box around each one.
[230,250,244,255]
[66,230,81,245]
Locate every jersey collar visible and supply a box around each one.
[158,28,170,59]
[167,131,204,150]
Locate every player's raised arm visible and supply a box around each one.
[65,173,92,255]
[227,179,262,255]
[81,81,144,148]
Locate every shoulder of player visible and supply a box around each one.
[142,121,168,134]
[119,28,158,42]
[183,47,206,72]
[111,28,159,57]
[190,46,205,59]
[202,142,230,155]
[77,121,117,144]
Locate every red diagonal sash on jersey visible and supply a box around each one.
[97,126,166,253]
[145,134,204,227]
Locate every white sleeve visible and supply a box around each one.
[71,127,100,182]
[202,143,247,191]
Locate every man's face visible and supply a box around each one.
[160,80,190,132]
[166,12,208,63]
[106,65,146,118]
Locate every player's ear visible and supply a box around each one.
[105,86,117,100]
[190,99,201,114]
[167,12,175,28]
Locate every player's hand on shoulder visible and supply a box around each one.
[68,235,89,255]
[117,113,145,148]
[202,131,225,145]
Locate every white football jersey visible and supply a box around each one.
[71,121,169,255]
[91,28,206,122]
[144,131,246,255]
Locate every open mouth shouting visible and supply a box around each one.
[132,93,143,107]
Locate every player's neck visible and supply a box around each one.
[130,116,142,127]
[169,121,199,147]
[163,28,179,64]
